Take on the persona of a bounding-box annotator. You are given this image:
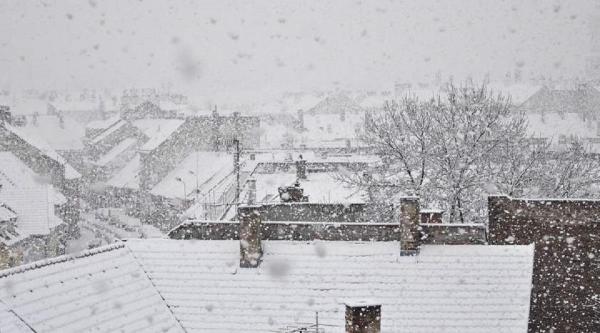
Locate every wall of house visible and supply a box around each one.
[253,202,396,222]
[3,226,67,268]
[141,194,194,232]
[488,195,600,333]
[420,224,486,245]
[0,243,22,270]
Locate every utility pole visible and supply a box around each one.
[234,138,240,220]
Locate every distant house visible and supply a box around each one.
[308,93,364,115]
[239,150,376,204]
[48,99,107,124]
[0,152,68,268]
[122,100,169,120]
[519,85,600,151]
[0,122,81,234]
[258,94,368,151]
[145,151,236,230]
[489,195,600,332]
[519,85,600,115]
[0,200,533,332]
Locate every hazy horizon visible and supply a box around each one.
[1,0,599,97]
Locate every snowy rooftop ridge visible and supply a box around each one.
[0,242,125,278]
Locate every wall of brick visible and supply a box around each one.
[169,202,487,245]
[488,195,600,333]
[252,202,396,223]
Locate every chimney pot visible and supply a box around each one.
[345,301,381,333]
[296,159,307,180]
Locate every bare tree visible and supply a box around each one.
[537,140,600,197]
[346,83,600,223]
[360,97,431,196]
[488,136,550,197]
[357,83,529,223]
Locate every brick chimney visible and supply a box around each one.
[238,205,262,268]
[296,159,307,180]
[399,197,420,256]
[247,178,257,205]
[345,301,381,333]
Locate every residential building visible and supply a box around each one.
[0,200,533,332]
[488,195,600,332]
[0,152,68,268]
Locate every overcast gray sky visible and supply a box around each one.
[0,0,598,96]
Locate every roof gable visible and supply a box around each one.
[0,243,183,333]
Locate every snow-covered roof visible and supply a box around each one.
[128,239,534,332]
[0,239,534,333]
[85,115,121,130]
[241,172,365,205]
[94,137,137,167]
[106,154,141,190]
[2,124,81,179]
[150,151,234,199]
[308,94,363,114]
[89,119,127,144]
[519,85,600,113]
[0,243,183,333]
[18,115,86,151]
[133,119,184,151]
